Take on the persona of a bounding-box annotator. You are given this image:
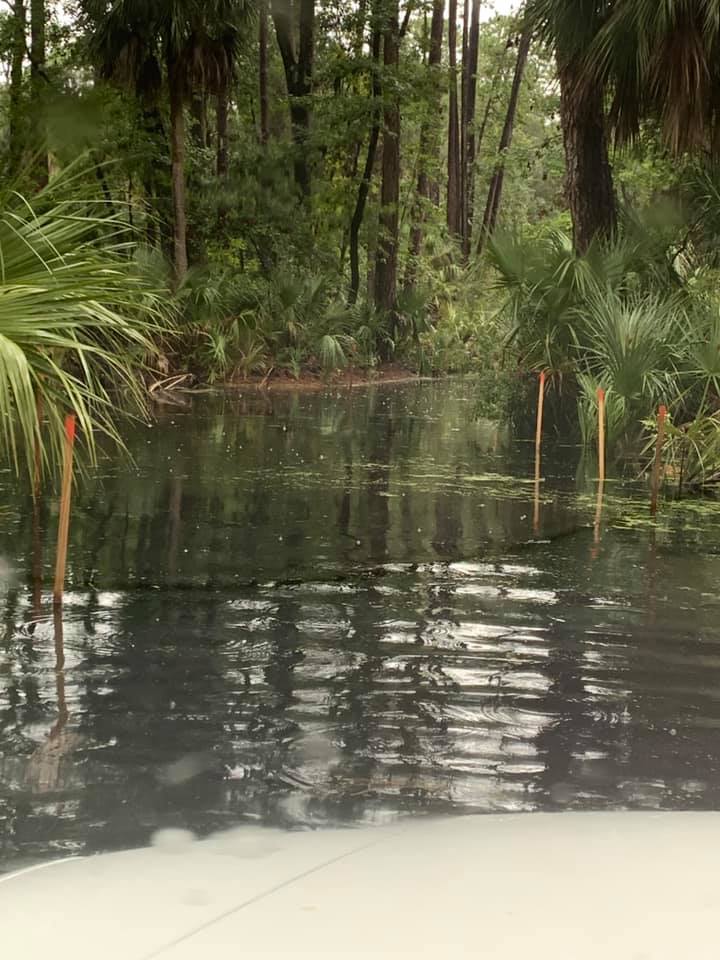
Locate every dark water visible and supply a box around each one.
[3,380,720,872]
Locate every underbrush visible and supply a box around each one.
[487,205,720,491]
[174,257,512,387]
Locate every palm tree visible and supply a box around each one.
[526,0,616,253]
[190,0,245,178]
[83,0,246,282]
[0,162,170,479]
[591,0,720,157]
[478,25,532,252]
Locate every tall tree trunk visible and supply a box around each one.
[459,0,469,239]
[168,66,188,282]
[259,0,269,146]
[461,0,481,258]
[190,90,207,148]
[478,26,531,252]
[404,0,444,286]
[216,73,229,177]
[559,59,616,253]
[475,48,509,164]
[272,0,315,196]
[9,0,26,176]
[373,0,400,342]
[349,19,382,304]
[138,97,170,252]
[447,0,461,237]
[30,0,47,185]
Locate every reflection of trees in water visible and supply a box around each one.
[432,471,463,558]
[533,624,590,808]
[367,416,394,560]
[1,588,40,722]
[0,590,80,861]
[12,384,720,857]
[530,537,677,811]
[240,595,304,818]
[167,477,183,578]
[71,591,236,852]
[30,495,44,626]
[0,385,520,595]
[318,573,459,819]
[22,609,77,796]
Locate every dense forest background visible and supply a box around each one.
[0,1,661,373]
[6,1,720,481]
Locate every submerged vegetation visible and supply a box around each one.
[1,0,720,487]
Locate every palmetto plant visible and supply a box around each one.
[591,0,720,156]
[488,229,627,373]
[0,164,170,479]
[575,287,684,444]
[651,413,720,490]
[488,222,715,447]
[178,264,267,380]
[578,287,681,405]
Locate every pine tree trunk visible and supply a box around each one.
[272,0,314,196]
[9,0,26,175]
[559,59,616,253]
[259,0,269,146]
[459,0,469,239]
[349,19,382,305]
[478,27,531,252]
[168,67,188,282]
[216,73,229,177]
[373,0,400,343]
[475,50,509,163]
[447,0,462,237]
[405,0,444,286]
[30,0,47,185]
[461,0,480,258]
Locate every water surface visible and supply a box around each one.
[2,380,720,871]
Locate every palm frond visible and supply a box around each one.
[0,163,173,479]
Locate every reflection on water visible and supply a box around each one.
[2,380,720,870]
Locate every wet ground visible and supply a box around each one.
[2,380,720,871]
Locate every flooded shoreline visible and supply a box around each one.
[3,380,720,872]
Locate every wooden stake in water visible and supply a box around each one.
[650,405,667,516]
[597,387,606,483]
[33,391,43,500]
[53,414,76,607]
[535,371,546,480]
[533,372,546,536]
[533,474,541,536]
[592,479,605,558]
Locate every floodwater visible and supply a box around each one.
[2,379,720,872]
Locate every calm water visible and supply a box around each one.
[2,380,720,871]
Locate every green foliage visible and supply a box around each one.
[644,412,720,491]
[177,266,387,380]
[489,206,720,460]
[0,162,171,477]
